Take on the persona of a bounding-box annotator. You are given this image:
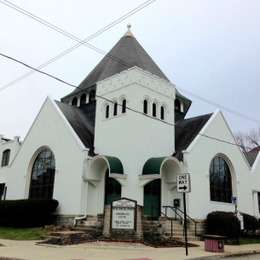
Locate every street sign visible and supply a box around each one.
[177,173,191,193]
[232,197,237,205]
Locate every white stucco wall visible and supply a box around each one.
[4,97,89,215]
[0,136,21,185]
[94,68,176,205]
[183,110,253,219]
[251,152,260,217]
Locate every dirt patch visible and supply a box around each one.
[40,230,198,248]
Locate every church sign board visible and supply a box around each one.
[111,198,137,230]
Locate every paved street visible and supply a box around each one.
[0,239,260,260]
[213,255,260,260]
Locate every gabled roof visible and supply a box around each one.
[55,101,95,153]
[62,28,169,99]
[175,113,213,160]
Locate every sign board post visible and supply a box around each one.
[177,173,191,256]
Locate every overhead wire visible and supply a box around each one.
[0,51,255,151]
[0,0,155,92]
[1,0,260,128]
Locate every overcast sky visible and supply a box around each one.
[0,0,260,141]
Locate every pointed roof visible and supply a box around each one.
[62,26,169,99]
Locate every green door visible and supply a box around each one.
[104,170,121,205]
[143,179,161,217]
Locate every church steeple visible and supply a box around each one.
[61,26,191,120]
[62,25,169,101]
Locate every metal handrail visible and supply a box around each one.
[163,205,198,236]
[151,205,173,237]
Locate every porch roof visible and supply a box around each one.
[142,157,166,175]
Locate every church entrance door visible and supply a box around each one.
[104,170,121,205]
[143,179,161,217]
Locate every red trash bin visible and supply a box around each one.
[202,235,226,253]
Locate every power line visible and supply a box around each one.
[0,0,155,92]
[177,87,260,125]
[0,51,255,151]
[1,0,260,128]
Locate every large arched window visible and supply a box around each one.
[210,156,232,203]
[29,148,56,199]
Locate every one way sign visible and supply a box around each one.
[177,173,191,193]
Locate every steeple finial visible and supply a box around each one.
[123,24,134,37]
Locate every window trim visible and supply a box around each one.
[209,156,233,203]
[80,94,86,105]
[122,99,126,114]
[1,149,10,166]
[152,103,157,117]
[29,148,56,199]
[72,97,78,106]
[113,102,118,116]
[105,104,110,119]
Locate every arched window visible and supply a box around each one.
[80,94,86,105]
[143,100,148,114]
[210,156,232,203]
[122,99,126,114]
[160,106,165,120]
[152,103,157,117]
[1,149,10,166]
[105,105,110,119]
[72,97,77,106]
[113,102,118,116]
[175,99,180,111]
[89,90,96,102]
[29,148,56,199]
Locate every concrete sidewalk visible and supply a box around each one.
[0,239,260,260]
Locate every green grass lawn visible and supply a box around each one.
[0,227,48,240]
[238,236,260,244]
[227,236,260,245]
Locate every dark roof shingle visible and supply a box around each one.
[175,113,213,160]
[63,34,169,99]
[55,101,95,153]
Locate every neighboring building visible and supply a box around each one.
[1,26,260,226]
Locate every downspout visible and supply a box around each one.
[74,180,88,226]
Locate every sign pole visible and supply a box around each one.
[177,173,191,257]
[183,192,188,256]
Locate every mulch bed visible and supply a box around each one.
[39,229,198,248]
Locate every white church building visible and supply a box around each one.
[1,26,260,227]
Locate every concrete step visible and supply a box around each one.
[72,226,96,232]
[86,215,98,221]
[80,220,97,226]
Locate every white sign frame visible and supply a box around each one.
[177,173,191,193]
[111,198,137,231]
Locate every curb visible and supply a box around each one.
[189,249,260,259]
